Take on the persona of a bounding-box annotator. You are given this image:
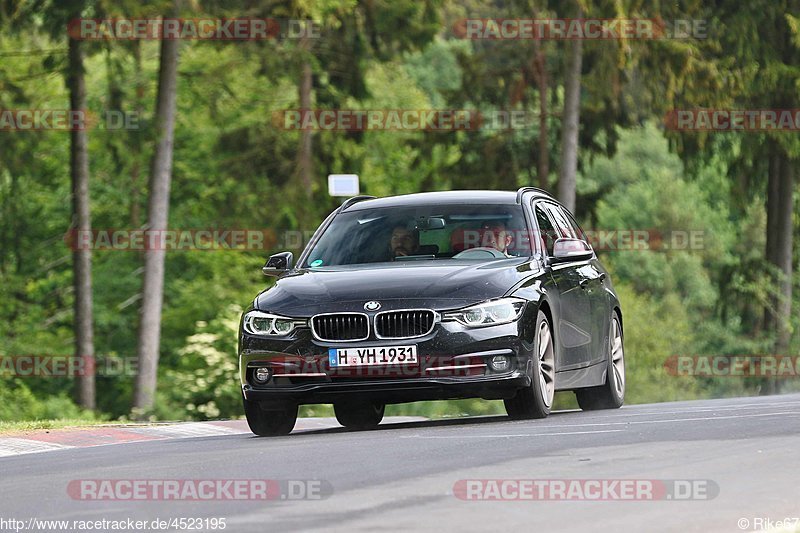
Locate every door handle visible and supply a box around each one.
[581,273,605,289]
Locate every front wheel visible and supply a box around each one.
[504,309,555,420]
[243,396,298,436]
[334,401,385,430]
[575,311,625,410]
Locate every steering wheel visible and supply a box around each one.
[452,247,508,259]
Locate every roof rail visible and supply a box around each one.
[339,195,377,211]
[516,186,554,203]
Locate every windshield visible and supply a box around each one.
[302,204,531,267]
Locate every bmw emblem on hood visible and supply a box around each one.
[364,301,382,311]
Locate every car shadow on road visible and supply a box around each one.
[249,409,584,438]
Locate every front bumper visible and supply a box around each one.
[242,372,530,404]
[239,319,534,405]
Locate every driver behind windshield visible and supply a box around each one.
[390,225,420,259]
[479,220,513,255]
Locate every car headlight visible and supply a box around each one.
[242,310,301,336]
[444,298,526,327]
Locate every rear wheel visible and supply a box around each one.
[575,311,625,410]
[504,309,555,420]
[243,397,297,436]
[334,401,385,429]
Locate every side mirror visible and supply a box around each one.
[552,238,593,262]
[262,251,293,276]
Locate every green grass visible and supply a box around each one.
[0,419,117,435]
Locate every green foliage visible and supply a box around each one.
[0,379,98,421]
[612,283,704,403]
[591,124,729,313]
[387,399,506,418]
[157,304,243,420]
[1,0,797,424]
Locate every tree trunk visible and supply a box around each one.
[773,155,794,353]
[297,36,313,197]
[558,1,583,212]
[130,40,144,228]
[0,174,7,275]
[764,146,781,334]
[557,14,582,212]
[532,37,548,189]
[133,20,181,414]
[67,37,95,410]
[291,37,314,231]
[764,149,794,396]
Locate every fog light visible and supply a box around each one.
[253,367,272,384]
[489,355,511,372]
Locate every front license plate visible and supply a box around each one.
[329,345,418,367]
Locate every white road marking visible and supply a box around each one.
[0,417,424,457]
[521,411,800,429]
[126,422,246,439]
[398,411,800,439]
[401,429,625,439]
[0,438,74,457]
[607,401,800,417]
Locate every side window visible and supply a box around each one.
[563,209,588,242]
[534,204,558,256]
[544,203,576,239]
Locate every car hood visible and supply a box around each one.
[255,258,540,315]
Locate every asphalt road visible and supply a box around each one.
[2,394,799,533]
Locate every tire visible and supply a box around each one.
[243,396,298,436]
[334,401,385,430]
[575,310,625,410]
[504,309,555,420]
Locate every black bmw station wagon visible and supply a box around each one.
[239,188,625,436]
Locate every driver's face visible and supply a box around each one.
[481,226,511,252]
[391,228,418,257]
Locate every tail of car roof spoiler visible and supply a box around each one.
[339,195,377,212]
[516,187,554,203]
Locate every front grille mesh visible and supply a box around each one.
[375,310,435,338]
[312,314,368,341]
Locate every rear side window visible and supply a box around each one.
[562,208,588,242]
[543,203,576,240]
[534,204,558,256]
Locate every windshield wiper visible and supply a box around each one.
[393,255,437,261]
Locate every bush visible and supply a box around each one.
[0,379,96,421]
[157,304,243,420]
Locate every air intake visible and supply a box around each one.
[311,313,369,342]
[375,310,436,339]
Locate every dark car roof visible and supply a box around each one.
[344,189,554,211]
